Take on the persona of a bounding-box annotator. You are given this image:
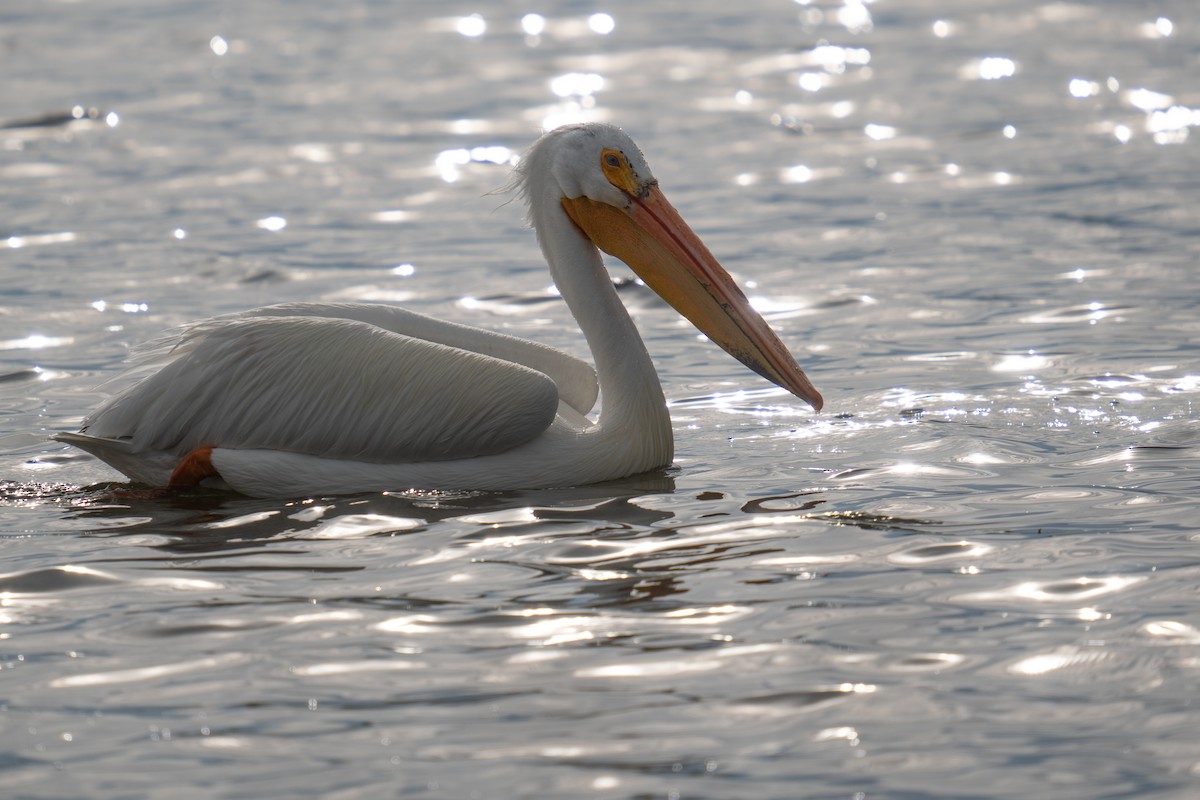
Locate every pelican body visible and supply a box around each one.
[55,123,822,496]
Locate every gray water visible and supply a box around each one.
[3,1,1199,797]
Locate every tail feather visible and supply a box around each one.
[51,431,176,487]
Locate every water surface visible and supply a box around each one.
[2,1,1199,797]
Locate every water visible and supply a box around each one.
[2,0,1199,797]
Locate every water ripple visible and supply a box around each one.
[50,653,247,688]
[960,575,1143,605]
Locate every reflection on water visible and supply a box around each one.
[3,0,1200,797]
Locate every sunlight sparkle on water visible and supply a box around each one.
[371,209,413,223]
[963,57,1017,81]
[0,334,75,351]
[1008,651,1083,676]
[577,658,724,679]
[292,660,423,677]
[456,14,486,37]
[1139,17,1174,38]
[837,1,872,34]
[51,654,245,688]
[5,231,77,249]
[1144,620,1200,642]
[376,615,438,634]
[967,576,1142,605]
[1148,105,1200,138]
[588,13,615,35]
[994,352,1047,372]
[434,146,514,182]
[550,72,605,98]
[521,13,545,36]
[781,164,811,183]
[797,72,825,92]
[1069,79,1100,98]
[864,123,896,141]
[1127,88,1173,111]
[810,44,870,71]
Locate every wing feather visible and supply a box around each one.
[234,303,599,415]
[82,315,561,463]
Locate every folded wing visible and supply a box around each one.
[80,313,566,463]
[235,302,599,415]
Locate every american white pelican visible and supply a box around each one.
[55,123,823,496]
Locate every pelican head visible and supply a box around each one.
[519,123,824,411]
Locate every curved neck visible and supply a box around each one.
[530,199,670,441]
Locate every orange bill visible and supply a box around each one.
[561,186,824,411]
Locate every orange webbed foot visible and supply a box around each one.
[168,446,220,488]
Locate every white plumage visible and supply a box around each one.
[55,123,822,496]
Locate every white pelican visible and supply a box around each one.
[54,123,823,496]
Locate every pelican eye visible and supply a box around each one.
[600,148,641,195]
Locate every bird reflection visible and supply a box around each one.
[7,471,678,556]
